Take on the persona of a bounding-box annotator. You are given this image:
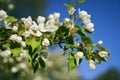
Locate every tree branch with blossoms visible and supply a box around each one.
[0,0,110,72]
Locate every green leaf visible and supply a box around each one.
[66,36,74,44]
[78,0,85,3]
[11,47,22,56]
[64,3,74,8]
[68,55,76,71]
[81,35,92,44]
[32,60,39,73]
[6,16,17,24]
[27,38,41,52]
[26,50,31,60]
[38,57,45,68]
[77,27,86,36]
[10,42,22,56]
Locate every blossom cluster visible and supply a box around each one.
[0,7,110,71]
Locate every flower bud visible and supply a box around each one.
[54,12,60,20]
[88,60,96,70]
[68,7,76,15]
[98,51,108,57]
[97,40,103,45]
[42,38,50,46]
[64,18,70,23]
[75,51,84,59]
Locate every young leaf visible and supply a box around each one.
[64,3,74,8]
[68,55,76,71]
[11,47,22,56]
[6,16,17,24]
[27,38,41,52]
[10,42,22,56]
[78,0,85,3]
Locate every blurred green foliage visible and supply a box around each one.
[94,68,120,80]
[0,54,80,80]
[0,0,48,18]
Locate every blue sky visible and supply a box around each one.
[45,0,120,79]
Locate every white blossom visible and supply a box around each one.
[98,51,108,57]
[42,38,50,46]
[64,18,70,23]
[97,40,103,45]
[12,26,18,32]
[30,21,39,31]
[85,23,95,32]
[74,41,80,47]
[35,31,42,37]
[54,12,60,20]
[21,16,32,27]
[37,16,45,23]
[11,67,18,73]
[39,23,47,32]
[22,31,30,38]
[88,60,96,70]
[0,50,11,57]
[0,10,7,21]
[16,36,22,42]
[68,7,76,15]
[9,34,18,41]
[19,63,26,69]
[45,20,58,32]
[75,51,84,59]
[8,58,14,63]
[21,41,26,47]
[82,18,91,25]
[79,10,88,19]
[48,14,55,20]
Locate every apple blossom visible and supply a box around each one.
[97,40,103,45]
[54,12,60,20]
[68,7,76,15]
[64,18,70,23]
[11,67,18,73]
[0,50,11,57]
[21,16,32,27]
[0,10,7,21]
[12,26,18,32]
[88,60,96,70]
[98,51,108,57]
[37,16,45,23]
[42,38,50,46]
[22,31,31,38]
[35,31,42,37]
[9,34,18,41]
[21,41,26,47]
[75,51,84,59]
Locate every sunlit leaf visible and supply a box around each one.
[6,16,17,24]
[68,55,76,71]
[27,38,41,52]
[78,0,85,3]
[64,3,74,8]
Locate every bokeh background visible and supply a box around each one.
[0,0,120,80]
